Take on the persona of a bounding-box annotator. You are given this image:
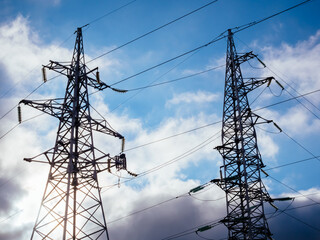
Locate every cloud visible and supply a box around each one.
[0,15,71,86]
[261,30,320,102]
[0,224,30,240]
[267,188,320,240]
[0,13,319,240]
[0,16,224,239]
[0,177,26,215]
[166,90,220,106]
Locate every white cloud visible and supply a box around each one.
[0,16,224,239]
[262,30,320,103]
[1,14,319,240]
[166,90,220,106]
[0,15,72,89]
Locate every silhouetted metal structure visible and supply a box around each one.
[214,29,275,240]
[20,27,128,240]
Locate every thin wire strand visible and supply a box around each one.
[86,0,138,26]
[161,201,320,240]
[232,0,312,34]
[266,65,320,114]
[107,49,203,113]
[107,0,312,87]
[124,121,221,152]
[0,33,73,100]
[109,34,226,87]
[101,131,221,190]
[281,129,320,163]
[0,81,46,121]
[268,174,320,205]
[265,155,320,171]
[253,88,320,112]
[87,0,220,63]
[0,112,46,140]
[125,64,225,92]
[235,34,320,118]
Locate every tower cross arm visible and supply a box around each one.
[87,75,128,93]
[44,60,72,77]
[85,67,127,93]
[242,77,275,93]
[23,147,55,165]
[235,51,257,64]
[86,117,124,139]
[19,98,65,120]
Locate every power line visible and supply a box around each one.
[109,34,226,87]
[1,0,313,138]
[124,64,225,92]
[232,0,312,34]
[283,87,320,120]
[265,65,320,115]
[106,195,185,225]
[105,49,203,113]
[2,85,319,145]
[136,131,221,177]
[86,0,138,26]
[267,202,320,233]
[268,174,320,205]
[108,0,311,87]
[253,88,320,112]
[0,1,136,120]
[107,185,223,225]
[160,201,320,240]
[281,129,320,163]
[235,34,320,120]
[0,33,74,100]
[101,131,221,190]
[87,0,220,63]
[161,218,224,240]
[0,81,46,121]
[0,113,46,140]
[124,121,221,152]
[0,209,24,224]
[265,155,320,171]
[281,210,320,232]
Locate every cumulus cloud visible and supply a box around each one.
[0,14,319,240]
[166,90,220,106]
[260,30,320,106]
[0,15,224,240]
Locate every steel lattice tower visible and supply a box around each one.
[214,29,274,240]
[20,27,128,240]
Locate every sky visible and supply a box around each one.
[0,0,320,239]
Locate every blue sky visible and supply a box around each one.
[0,0,320,239]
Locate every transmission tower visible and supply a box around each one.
[213,29,281,240]
[19,27,130,240]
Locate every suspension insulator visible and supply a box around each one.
[18,105,22,124]
[189,185,205,194]
[42,67,47,83]
[261,168,269,177]
[121,138,125,152]
[96,71,100,84]
[107,159,111,173]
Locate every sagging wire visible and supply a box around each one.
[188,182,225,202]
[236,33,319,118]
[124,64,225,92]
[0,111,46,140]
[255,124,282,134]
[87,0,220,64]
[250,85,268,106]
[107,49,205,113]
[267,197,295,219]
